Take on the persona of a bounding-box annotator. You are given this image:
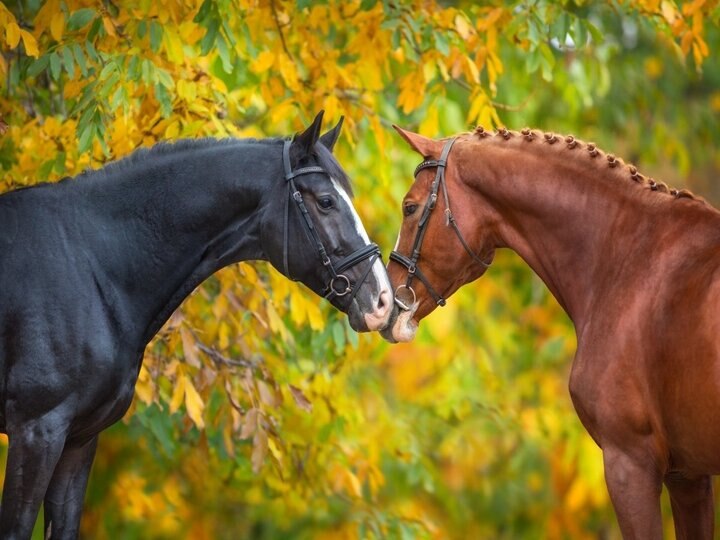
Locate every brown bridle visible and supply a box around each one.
[389,137,491,311]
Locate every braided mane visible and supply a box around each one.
[471,126,697,201]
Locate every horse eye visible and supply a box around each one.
[318,196,334,210]
[403,203,418,217]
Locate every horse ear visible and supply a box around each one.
[393,125,442,157]
[319,116,344,152]
[294,111,325,154]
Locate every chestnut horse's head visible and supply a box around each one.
[382,127,496,342]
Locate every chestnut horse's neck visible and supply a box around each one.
[454,130,718,328]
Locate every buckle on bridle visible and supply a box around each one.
[394,284,416,311]
[330,274,351,296]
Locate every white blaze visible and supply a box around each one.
[330,177,392,297]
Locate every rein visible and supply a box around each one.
[281,139,381,303]
[389,137,490,311]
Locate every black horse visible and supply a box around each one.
[0,112,393,539]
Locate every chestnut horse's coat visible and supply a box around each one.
[385,126,720,539]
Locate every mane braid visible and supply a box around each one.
[472,126,698,202]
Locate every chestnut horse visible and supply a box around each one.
[384,125,720,539]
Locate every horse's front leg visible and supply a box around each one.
[603,446,663,539]
[664,472,714,540]
[43,435,99,540]
[0,416,69,540]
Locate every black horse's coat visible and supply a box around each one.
[0,114,389,539]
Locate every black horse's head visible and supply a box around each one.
[261,112,393,332]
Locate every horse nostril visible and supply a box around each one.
[377,289,390,312]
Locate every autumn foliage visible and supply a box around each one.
[1,0,719,538]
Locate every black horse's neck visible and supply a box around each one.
[74,138,280,346]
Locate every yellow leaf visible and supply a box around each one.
[63,79,82,99]
[267,438,282,461]
[306,300,324,331]
[252,429,268,473]
[289,384,313,412]
[257,379,279,407]
[464,54,480,84]
[163,27,184,64]
[240,408,258,439]
[251,50,275,74]
[135,365,155,405]
[419,105,439,137]
[50,12,65,42]
[180,326,201,367]
[344,469,362,498]
[661,0,678,24]
[289,288,306,326]
[176,79,197,102]
[5,22,20,49]
[455,14,472,40]
[169,372,186,414]
[183,377,205,429]
[218,320,230,349]
[266,303,289,341]
[20,30,39,57]
[680,30,694,54]
[102,16,117,37]
[164,118,180,139]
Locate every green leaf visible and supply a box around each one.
[99,72,120,98]
[110,85,125,111]
[86,17,102,41]
[194,0,214,23]
[67,8,96,31]
[156,67,174,89]
[78,122,95,153]
[435,33,450,57]
[72,44,87,77]
[49,52,61,80]
[586,21,603,45]
[155,83,172,117]
[141,58,152,84]
[127,55,140,80]
[61,46,75,78]
[526,48,541,73]
[221,19,236,47]
[26,55,49,77]
[38,159,55,180]
[216,33,233,74]
[200,19,219,56]
[98,61,115,81]
[84,40,99,63]
[54,151,66,175]
[150,21,163,52]
[332,321,345,354]
[360,0,377,10]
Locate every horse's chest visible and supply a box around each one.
[69,350,142,441]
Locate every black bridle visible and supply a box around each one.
[389,137,491,310]
[281,139,381,303]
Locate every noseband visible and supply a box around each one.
[282,139,381,303]
[389,137,491,310]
